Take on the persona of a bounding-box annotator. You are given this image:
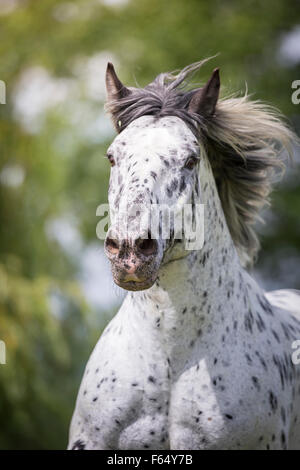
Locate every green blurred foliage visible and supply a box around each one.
[0,262,94,449]
[0,0,299,449]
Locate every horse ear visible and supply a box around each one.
[106,62,130,102]
[188,68,220,117]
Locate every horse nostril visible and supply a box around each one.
[105,236,119,255]
[136,234,158,256]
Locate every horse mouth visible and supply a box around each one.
[113,276,157,291]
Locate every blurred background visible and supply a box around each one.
[0,0,299,449]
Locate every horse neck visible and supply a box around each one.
[126,159,259,363]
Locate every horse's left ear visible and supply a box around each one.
[188,68,220,117]
[106,62,131,102]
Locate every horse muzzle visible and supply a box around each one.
[104,229,162,291]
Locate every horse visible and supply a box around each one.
[68,59,300,450]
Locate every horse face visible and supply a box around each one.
[105,115,200,291]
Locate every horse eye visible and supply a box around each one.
[107,154,115,167]
[184,155,198,170]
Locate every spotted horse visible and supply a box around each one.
[69,59,300,450]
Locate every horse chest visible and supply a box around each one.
[69,295,300,450]
[73,358,277,450]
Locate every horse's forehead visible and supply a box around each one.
[113,116,195,153]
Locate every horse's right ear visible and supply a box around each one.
[105,62,131,103]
